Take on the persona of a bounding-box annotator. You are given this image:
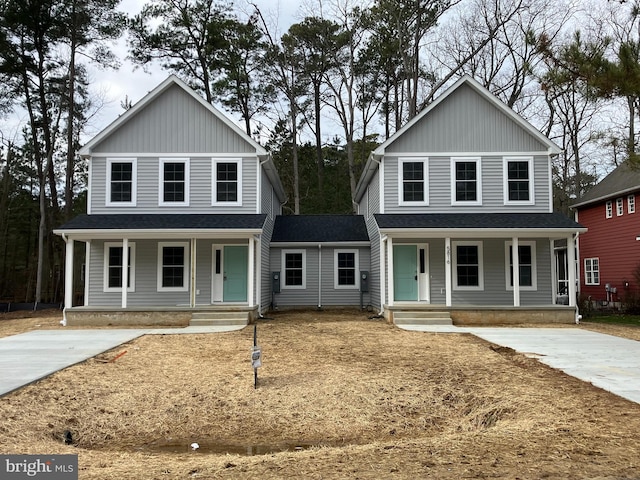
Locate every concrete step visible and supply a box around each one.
[190,311,249,326]
[393,311,453,326]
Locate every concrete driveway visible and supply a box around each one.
[401,325,640,405]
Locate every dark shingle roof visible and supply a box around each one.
[374,212,583,230]
[271,215,369,243]
[57,214,267,231]
[572,161,640,208]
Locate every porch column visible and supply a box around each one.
[248,236,255,306]
[63,236,74,318]
[190,238,197,308]
[121,238,129,309]
[512,237,520,307]
[379,236,386,312]
[387,237,394,307]
[567,234,577,307]
[445,238,452,307]
[84,241,91,306]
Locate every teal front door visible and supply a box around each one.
[394,245,418,301]
[223,246,248,302]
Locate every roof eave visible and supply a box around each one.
[53,227,264,241]
[572,186,640,209]
[378,227,586,238]
[270,241,371,248]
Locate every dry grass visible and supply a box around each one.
[1,310,640,479]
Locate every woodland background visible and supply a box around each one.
[0,0,636,304]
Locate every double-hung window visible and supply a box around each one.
[334,250,359,289]
[584,258,600,285]
[212,158,242,206]
[104,242,135,292]
[628,195,636,214]
[452,241,484,290]
[159,158,189,206]
[399,158,428,205]
[282,250,305,289]
[107,158,136,206]
[616,197,624,216]
[158,242,189,291]
[452,158,481,205]
[504,157,533,204]
[505,241,537,290]
[605,201,613,218]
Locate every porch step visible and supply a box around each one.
[393,311,453,326]
[190,311,249,326]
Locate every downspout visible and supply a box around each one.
[574,231,582,324]
[318,244,322,309]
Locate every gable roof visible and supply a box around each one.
[271,215,369,244]
[572,161,640,209]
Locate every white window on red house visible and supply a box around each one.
[616,197,624,216]
[606,201,613,218]
[584,258,600,285]
[628,194,635,214]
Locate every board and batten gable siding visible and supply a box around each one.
[383,155,551,213]
[385,83,549,154]
[89,84,255,154]
[90,155,258,214]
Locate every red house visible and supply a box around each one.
[572,162,640,308]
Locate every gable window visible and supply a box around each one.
[584,258,600,285]
[504,157,533,204]
[452,241,484,290]
[103,242,135,292]
[399,158,428,205]
[106,158,137,206]
[452,158,481,205]
[212,158,242,206]
[616,197,624,216]
[334,250,359,289]
[629,195,635,214]
[505,241,537,290]
[282,250,306,289]
[159,158,189,206]
[157,242,189,291]
[606,201,613,218]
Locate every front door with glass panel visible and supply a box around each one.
[394,245,418,301]
[212,245,248,303]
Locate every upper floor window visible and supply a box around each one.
[606,201,613,218]
[505,241,537,290]
[503,157,533,204]
[334,250,359,289]
[212,158,242,206]
[452,157,481,205]
[159,158,189,206]
[282,250,305,289]
[629,195,636,214]
[106,158,136,206]
[157,242,189,292]
[103,242,135,292]
[452,241,484,290]
[398,158,428,205]
[616,197,624,216]
[584,258,600,285]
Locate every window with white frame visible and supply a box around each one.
[452,241,484,290]
[282,250,306,289]
[157,242,189,291]
[159,158,189,206]
[584,258,600,285]
[212,158,242,205]
[399,158,428,205]
[106,158,137,206]
[616,197,624,216]
[505,241,537,290]
[606,200,613,218]
[504,157,533,204]
[452,158,481,205]
[334,250,359,289]
[104,242,135,292]
[629,194,636,214]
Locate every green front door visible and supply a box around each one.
[223,246,248,302]
[394,245,418,301]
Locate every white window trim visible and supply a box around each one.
[503,156,534,205]
[106,158,137,207]
[334,249,360,290]
[504,241,537,291]
[398,157,429,206]
[212,158,243,206]
[606,200,613,218]
[103,242,136,292]
[281,249,306,290]
[452,240,484,290]
[451,157,482,206]
[616,197,624,216]
[159,157,190,206]
[157,241,189,292]
[628,194,635,214]
[584,258,600,286]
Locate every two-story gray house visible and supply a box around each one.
[354,75,585,324]
[55,75,286,326]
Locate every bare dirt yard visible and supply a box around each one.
[1,309,640,479]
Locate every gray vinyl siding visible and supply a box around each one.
[361,170,381,309]
[91,84,254,154]
[384,155,551,213]
[260,170,276,312]
[385,83,548,153]
[428,239,446,304]
[90,155,258,214]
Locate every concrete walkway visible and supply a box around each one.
[401,324,640,405]
[0,325,244,397]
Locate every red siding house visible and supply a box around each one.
[573,162,640,308]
